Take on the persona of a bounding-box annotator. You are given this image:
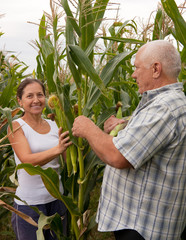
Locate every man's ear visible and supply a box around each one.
[152,62,161,78]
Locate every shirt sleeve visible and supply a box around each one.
[113,104,177,169]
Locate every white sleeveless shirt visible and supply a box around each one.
[13,118,63,205]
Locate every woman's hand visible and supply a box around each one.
[58,127,72,153]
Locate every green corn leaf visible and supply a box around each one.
[0,76,17,108]
[152,9,163,40]
[59,84,78,145]
[16,164,81,216]
[161,0,186,47]
[37,212,64,240]
[180,47,186,64]
[60,0,81,37]
[93,0,109,33]
[40,38,54,61]
[83,50,135,115]
[101,50,135,85]
[101,37,144,45]
[46,53,57,93]
[66,46,81,88]
[65,17,75,45]
[68,45,107,96]
[85,38,99,57]
[0,107,13,131]
[39,14,46,41]
[79,0,95,62]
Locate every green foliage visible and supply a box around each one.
[1,0,186,239]
[0,51,30,239]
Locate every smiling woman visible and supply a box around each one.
[7,78,72,240]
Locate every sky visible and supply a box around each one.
[0,0,185,73]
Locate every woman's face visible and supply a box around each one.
[18,82,46,116]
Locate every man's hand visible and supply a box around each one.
[104,115,125,134]
[72,115,95,138]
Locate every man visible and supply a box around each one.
[72,40,186,239]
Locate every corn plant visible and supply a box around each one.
[0,49,30,238]
[17,1,141,239]
[2,0,185,239]
[160,0,186,93]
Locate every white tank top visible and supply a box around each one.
[13,118,63,205]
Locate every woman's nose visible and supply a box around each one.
[33,95,40,102]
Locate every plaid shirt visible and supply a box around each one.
[96,83,186,239]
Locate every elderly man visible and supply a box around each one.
[72,40,186,240]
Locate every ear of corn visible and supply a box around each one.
[110,123,125,137]
[116,106,122,119]
[70,144,77,174]
[66,148,72,177]
[48,94,78,176]
[110,106,130,137]
[48,95,64,128]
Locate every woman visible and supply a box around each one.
[8,78,72,240]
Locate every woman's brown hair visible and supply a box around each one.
[17,78,46,100]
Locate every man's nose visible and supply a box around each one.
[132,71,136,79]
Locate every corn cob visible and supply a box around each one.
[66,148,72,177]
[70,144,77,174]
[48,95,63,128]
[48,95,78,176]
[48,95,73,176]
[110,105,130,137]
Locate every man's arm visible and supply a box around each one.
[72,115,132,169]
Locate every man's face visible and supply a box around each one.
[132,50,154,94]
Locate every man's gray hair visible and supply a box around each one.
[140,40,181,79]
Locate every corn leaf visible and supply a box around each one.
[39,14,46,41]
[79,1,95,62]
[68,45,107,96]
[65,17,75,45]
[0,107,13,131]
[0,76,17,108]
[16,164,81,216]
[66,47,81,88]
[101,37,144,45]
[59,85,78,145]
[60,0,81,37]
[66,19,81,88]
[83,50,135,115]
[40,38,54,61]
[0,199,38,227]
[46,53,57,93]
[153,9,163,40]
[37,213,63,240]
[161,0,186,47]
[93,0,109,32]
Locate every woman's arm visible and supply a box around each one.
[8,121,72,166]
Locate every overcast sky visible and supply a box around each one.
[0,0,185,73]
